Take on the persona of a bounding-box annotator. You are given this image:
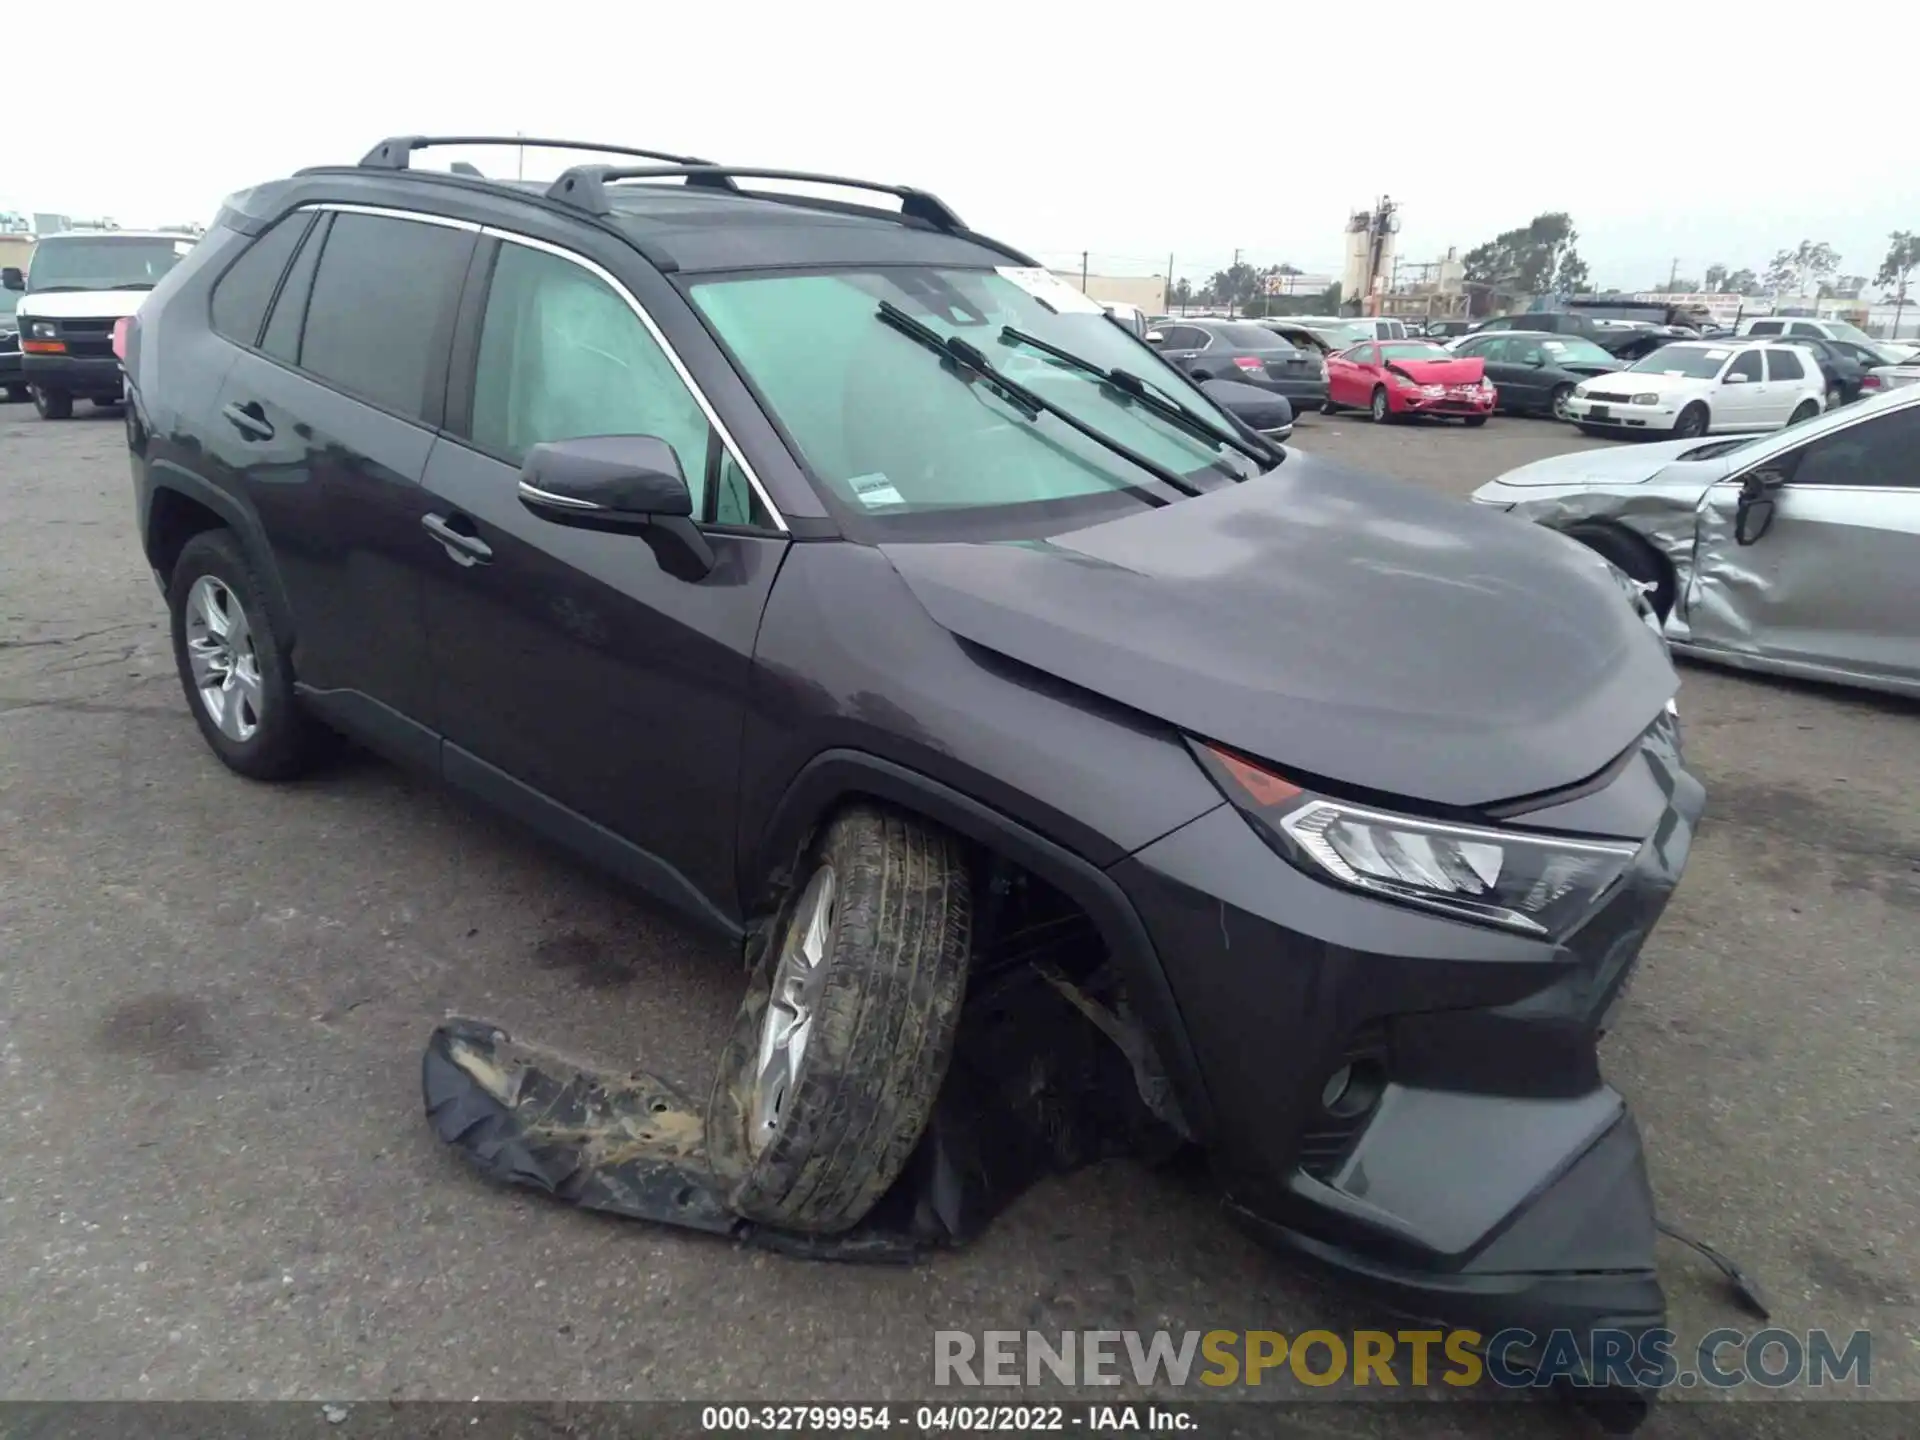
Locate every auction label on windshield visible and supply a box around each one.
[996,267,1105,315]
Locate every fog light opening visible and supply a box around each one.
[1319,1059,1385,1120]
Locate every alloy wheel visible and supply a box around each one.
[184,575,265,743]
[749,863,838,1156]
[1370,389,1387,422]
[1552,387,1572,420]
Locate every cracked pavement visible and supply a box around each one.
[0,402,1915,1435]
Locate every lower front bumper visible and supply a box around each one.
[22,352,124,398]
[1566,401,1675,433]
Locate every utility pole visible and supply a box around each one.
[516,131,526,181]
[1667,256,1680,292]
[1230,247,1241,316]
[1166,251,1175,314]
[1080,250,1089,294]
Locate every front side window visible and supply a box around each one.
[27,235,192,293]
[470,241,714,510]
[1777,406,1920,488]
[1765,349,1805,381]
[1726,351,1764,381]
[690,266,1257,529]
[1747,320,1784,335]
[297,213,472,423]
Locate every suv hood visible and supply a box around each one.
[881,452,1676,810]
[17,290,149,320]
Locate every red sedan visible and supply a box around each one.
[1323,340,1497,425]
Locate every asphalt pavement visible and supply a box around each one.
[0,399,1914,1436]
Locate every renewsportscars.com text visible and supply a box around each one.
[933,1327,1872,1391]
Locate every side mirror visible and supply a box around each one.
[1144,329,1165,344]
[1734,469,1784,546]
[1722,372,1748,384]
[518,435,714,580]
[1,267,23,291]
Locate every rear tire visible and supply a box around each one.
[1672,402,1709,439]
[1369,386,1390,423]
[1320,399,1339,414]
[167,529,328,781]
[1789,400,1820,426]
[31,387,72,420]
[708,805,972,1234]
[1823,387,1844,411]
[1566,523,1676,620]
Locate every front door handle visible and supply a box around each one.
[221,399,274,441]
[422,513,493,566]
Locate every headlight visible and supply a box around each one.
[29,321,57,339]
[1572,382,1591,397]
[1193,743,1641,938]
[1630,392,1660,405]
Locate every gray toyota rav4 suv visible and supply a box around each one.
[119,136,1704,1404]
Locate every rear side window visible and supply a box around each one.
[1786,322,1822,337]
[209,215,311,347]
[1747,320,1783,334]
[295,212,474,423]
[1765,349,1806,381]
[260,213,328,365]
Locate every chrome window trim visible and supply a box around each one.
[296,202,789,533]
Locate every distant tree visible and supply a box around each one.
[1764,240,1839,296]
[1320,282,1342,311]
[1703,262,1730,292]
[1463,212,1583,299]
[1820,274,1868,299]
[1874,231,1919,304]
[1276,262,1303,276]
[1724,267,1760,295]
[1653,275,1701,294]
[1554,249,1591,295]
[1172,277,1194,311]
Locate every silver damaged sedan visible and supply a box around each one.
[1472,386,1920,698]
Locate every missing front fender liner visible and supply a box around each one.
[423,960,1166,1261]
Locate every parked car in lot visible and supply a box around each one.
[1868,352,1920,391]
[119,134,1701,1378]
[1447,331,1622,420]
[1149,318,1327,412]
[1259,318,1374,356]
[1284,313,1409,340]
[1323,338,1496,423]
[1470,312,1681,361]
[1563,340,1826,439]
[0,287,23,402]
[1474,386,1920,698]
[1737,315,1881,347]
[1421,318,1473,341]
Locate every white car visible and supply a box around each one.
[1869,355,1920,391]
[1561,340,1826,439]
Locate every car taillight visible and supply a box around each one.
[112,317,132,363]
[1861,374,1881,390]
[1233,356,1265,374]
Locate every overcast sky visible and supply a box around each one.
[13,2,1915,291]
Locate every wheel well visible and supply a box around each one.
[147,487,228,583]
[1561,521,1678,618]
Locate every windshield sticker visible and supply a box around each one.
[174,240,195,256]
[995,267,1104,316]
[847,473,906,509]
[1704,349,1730,359]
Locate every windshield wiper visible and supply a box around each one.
[999,325,1283,469]
[108,282,157,291]
[875,301,1204,500]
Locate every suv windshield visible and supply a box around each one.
[1628,346,1728,379]
[27,236,190,293]
[691,267,1257,530]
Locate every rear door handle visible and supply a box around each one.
[221,399,274,441]
[422,512,492,566]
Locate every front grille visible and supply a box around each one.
[58,318,114,334]
[1587,391,1633,403]
[65,338,114,358]
[1296,1020,1390,1179]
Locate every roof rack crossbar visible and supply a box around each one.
[358,136,727,174]
[546,165,966,232]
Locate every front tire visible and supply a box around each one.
[709,805,972,1234]
[1463,415,1488,428]
[1672,402,1709,439]
[1369,386,1390,423]
[167,529,326,781]
[1550,384,1574,421]
[31,386,73,420]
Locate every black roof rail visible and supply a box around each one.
[358,135,728,173]
[547,164,966,232]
